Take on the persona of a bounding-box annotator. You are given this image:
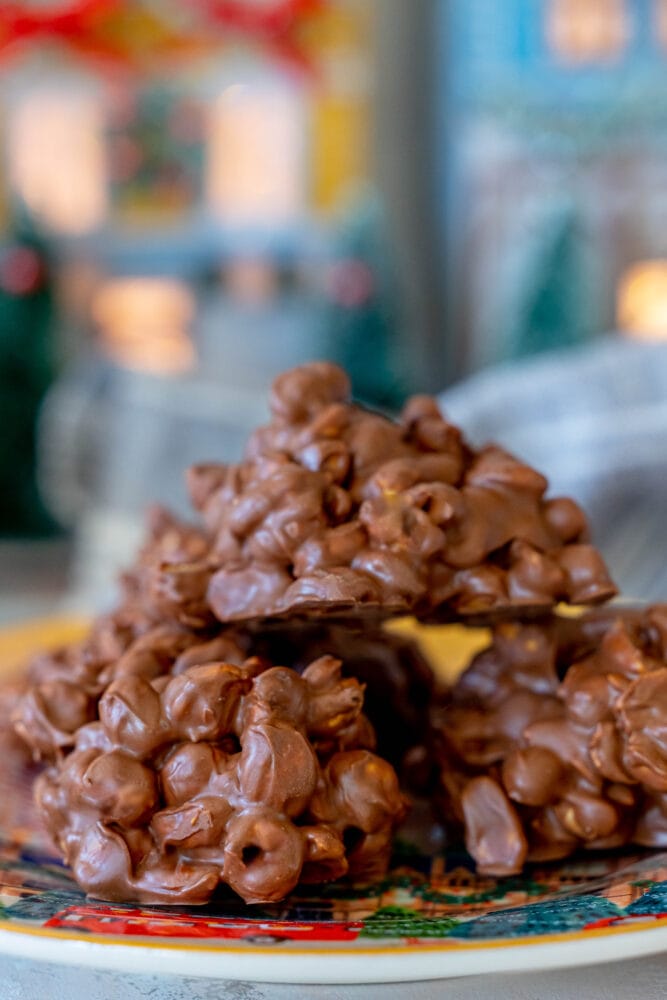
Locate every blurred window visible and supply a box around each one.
[225,258,277,304]
[8,87,107,234]
[655,0,667,50]
[205,80,305,225]
[546,0,631,63]
[92,277,195,375]
[617,260,667,340]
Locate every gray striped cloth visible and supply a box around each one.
[439,336,667,602]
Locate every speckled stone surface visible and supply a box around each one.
[4,955,667,1000]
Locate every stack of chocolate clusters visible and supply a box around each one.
[433,607,667,873]
[11,360,662,903]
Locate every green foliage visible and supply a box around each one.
[0,215,58,536]
[360,905,459,939]
[509,201,593,361]
[325,194,410,410]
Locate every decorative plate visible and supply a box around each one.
[4,618,667,984]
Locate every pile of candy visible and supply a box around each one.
[12,361,659,903]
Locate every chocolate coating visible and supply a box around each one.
[27,634,407,905]
[13,620,211,763]
[7,361,626,904]
[432,606,667,874]
[461,776,528,876]
[174,362,616,625]
[0,677,44,832]
[245,622,435,769]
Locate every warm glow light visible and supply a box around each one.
[206,82,305,224]
[226,258,277,303]
[655,0,667,51]
[546,0,631,63]
[8,88,108,234]
[92,277,196,375]
[617,261,667,341]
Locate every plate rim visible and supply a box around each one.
[5,614,667,982]
[0,922,667,985]
[2,914,667,983]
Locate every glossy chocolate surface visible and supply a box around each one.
[28,637,406,905]
[196,364,615,623]
[433,606,667,874]
[9,361,627,902]
[114,363,615,628]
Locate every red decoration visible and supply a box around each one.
[0,247,44,296]
[0,0,325,74]
[0,1,118,50]
[198,0,324,33]
[327,259,376,309]
[195,0,325,71]
[45,903,363,941]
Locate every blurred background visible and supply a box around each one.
[3,0,667,618]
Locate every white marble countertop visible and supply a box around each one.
[3,952,667,1000]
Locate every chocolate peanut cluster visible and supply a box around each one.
[120,506,217,630]
[13,609,432,775]
[8,361,638,902]
[31,631,406,904]
[41,362,614,637]
[432,606,667,874]
[188,363,615,624]
[0,676,46,833]
[13,621,241,762]
[249,622,435,769]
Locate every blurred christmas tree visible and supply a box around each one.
[0,214,57,536]
[324,195,409,410]
[510,201,593,359]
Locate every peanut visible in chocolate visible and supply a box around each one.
[432,606,667,874]
[30,634,407,905]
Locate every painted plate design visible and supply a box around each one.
[3,618,667,982]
